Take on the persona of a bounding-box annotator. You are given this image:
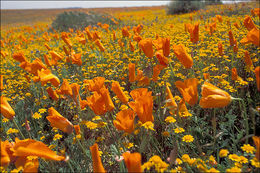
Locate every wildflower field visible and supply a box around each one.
[1,2,260,173]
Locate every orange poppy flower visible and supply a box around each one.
[152,64,162,82]
[12,52,27,63]
[139,38,154,58]
[46,87,59,101]
[87,92,107,115]
[233,39,238,53]
[70,83,81,105]
[49,51,63,61]
[28,58,47,76]
[228,30,235,47]
[133,34,142,42]
[137,76,150,87]
[15,156,39,172]
[162,37,170,57]
[173,44,193,69]
[128,63,136,83]
[135,68,144,81]
[44,43,51,50]
[71,53,82,66]
[72,125,80,136]
[90,143,106,173]
[216,15,223,23]
[111,81,129,104]
[218,42,224,56]
[234,22,240,29]
[118,39,124,48]
[47,107,73,134]
[252,136,260,161]
[175,78,198,106]
[94,39,105,52]
[61,36,72,48]
[43,54,52,67]
[84,77,105,93]
[165,85,177,115]
[112,30,116,41]
[85,27,93,41]
[0,75,3,91]
[122,26,130,37]
[208,22,216,36]
[243,16,256,31]
[129,40,135,52]
[1,140,14,167]
[1,96,15,120]
[203,73,210,80]
[60,79,73,96]
[190,23,199,43]
[155,51,169,67]
[128,88,154,123]
[199,82,231,108]
[37,69,60,87]
[113,109,135,134]
[12,138,66,161]
[123,152,142,173]
[100,88,115,111]
[241,28,260,47]
[178,98,191,117]
[244,51,253,67]
[231,68,238,81]
[253,8,260,17]
[255,66,260,91]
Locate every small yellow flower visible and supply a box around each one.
[219,149,229,157]
[6,128,19,135]
[239,156,248,164]
[84,121,98,129]
[182,135,194,143]
[92,116,101,121]
[241,144,256,154]
[96,136,105,143]
[251,157,260,168]
[32,112,42,119]
[174,127,185,133]
[228,154,240,162]
[38,108,47,114]
[175,158,182,165]
[142,121,155,131]
[120,105,129,110]
[25,93,31,97]
[165,116,176,123]
[40,136,45,140]
[226,167,241,173]
[2,118,9,123]
[123,142,134,149]
[53,134,63,141]
[48,144,56,149]
[207,168,219,173]
[182,154,190,162]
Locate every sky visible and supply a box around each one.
[1,1,171,10]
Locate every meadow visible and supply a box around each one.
[0,2,260,173]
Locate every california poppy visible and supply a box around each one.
[165,85,177,115]
[128,63,135,83]
[190,23,199,43]
[216,15,223,23]
[70,83,81,105]
[47,107,73,134]
[255,66,260,91]
[243,16,256,31]
[90,143,106,173]
[1,140,14,167]
[94,39,105,52]
[111,81,129,104]
[123,152,142,173]
[100,87,115,111]
[87,92,107,115]
[128,88,154,123]
[173,44,193,69]
[137,76,150,86]
[74,124,81,135]
[15,156,39,172]
[1,96,15,120]
[46,87,59,101]
[178,98,192,117]
[155,51,169,67]
[43,54,52,67]
[0,75,3,91]
[228,30,235,47]
[199,82,231,108]
[139,38,154,58]
[252,136,260,161]
[60,79,73,96]
[244,51,253,67]
[133,34,142,43]
[152,65,162,82]
[84,77,105,93]
[231,68,238,81]
[71,53,82,66]
[218,42,224,56]
[241,28,259,47]
[12,52,27,63]
[12,138,66,161]
[129,40,135,52]
[122,26,130,38]
[38,69,60,87]
[113,109,135,134]
[175,78,198,106]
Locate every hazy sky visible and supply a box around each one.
[1,1,171,9]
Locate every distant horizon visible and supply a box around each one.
[1,1,170,10]
[0,1,250,10]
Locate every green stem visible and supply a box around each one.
[67,159,75,173]
[76,137,90,160]
[12,118,25,139]
[212,109,217,149]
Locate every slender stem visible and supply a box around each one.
[76,137,90,160]
[169,62,176,78]
[212,108,216,149]
[12,118,25,139]
[67,159,75,173]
